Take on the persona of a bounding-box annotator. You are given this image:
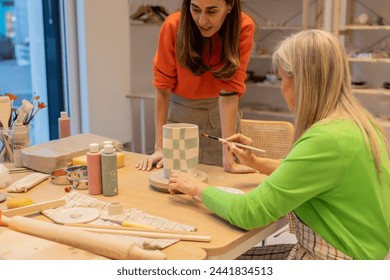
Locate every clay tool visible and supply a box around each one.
[0,211,166,260]
[101,217,156,230]
[201,133,265,153]
[2,198,65,217]
[65,223,212,242]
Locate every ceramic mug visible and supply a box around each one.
[162,123,199,178]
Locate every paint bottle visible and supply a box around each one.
[101,144,118,196]
[58,111,70,138]
[87,143,102,195]
[101,140,113,152]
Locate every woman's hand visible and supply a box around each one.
[222,147,257,173]
[225,133,257,168]
[168,171,208,197]
[135,149,163,171]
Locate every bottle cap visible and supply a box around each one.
[60,111,69,119]
[103,140,113,146]
[89,143,99,153]
[103,144,114,154]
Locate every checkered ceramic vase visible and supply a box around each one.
[163,123,199,178]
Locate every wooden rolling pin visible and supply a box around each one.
[0,211,166,260]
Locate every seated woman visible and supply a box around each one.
[168,29,390,260]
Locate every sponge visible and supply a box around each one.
[72,152,125,168]
[7,197,34,209]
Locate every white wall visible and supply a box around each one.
[76,0,131,144]
[128,0,181,153]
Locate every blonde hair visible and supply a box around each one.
[272,29,389,174]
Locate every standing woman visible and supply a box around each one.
[136,0,255,173]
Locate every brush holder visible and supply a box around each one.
[11,124,30,167]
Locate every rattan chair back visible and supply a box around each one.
[240,119,294,159]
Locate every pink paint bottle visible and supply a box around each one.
[58,111,70,138]
[87,143,102,195]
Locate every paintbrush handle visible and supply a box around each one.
[232,142,266,153]
[65,223,211,242]
[220,138,265,153]
[203,134,265,153]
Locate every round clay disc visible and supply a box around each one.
[149,169,208,193]
[51,207,99,224]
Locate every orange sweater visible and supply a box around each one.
[153,12,254,99]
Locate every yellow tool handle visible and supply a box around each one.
[121,221,156,230]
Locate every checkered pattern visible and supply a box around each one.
[237,244,294,260]
[238,212,390,260]
[163,124,199,177]
[287,212,353,260]
[42,192,197,250]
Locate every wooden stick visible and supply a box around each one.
[2,199,66,217]
[0,213,166,260]
[65,223,211,242]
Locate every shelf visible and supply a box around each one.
[352,88,390,96]
[340,25,390,31]
[242,105,294,122]
[250,54,273,59]
[378,119,390,138]
[246,82,280,88]
[348,57,390,63]
[259,25,302,31]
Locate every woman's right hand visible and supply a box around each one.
[135,149,163,171]
[225,133,257,167]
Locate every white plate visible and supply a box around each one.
[51,207,100,224]
[193,186,244,202]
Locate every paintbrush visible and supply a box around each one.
[201,133,265,153]
[13,99,34,127]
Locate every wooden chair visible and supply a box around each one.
[240,119,297,246]
[240,119,295,160]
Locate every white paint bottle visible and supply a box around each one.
[101,144,118,196]
[87,143,102,195]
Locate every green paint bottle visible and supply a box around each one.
[101,144,118,196]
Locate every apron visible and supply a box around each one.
[168,94,241,166]
[287,212,390,260]
[287,212,352,260]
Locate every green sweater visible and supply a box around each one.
[203,119,390,259]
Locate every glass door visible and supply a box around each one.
[0,0,64,145]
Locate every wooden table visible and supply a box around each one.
[0,152,287,260]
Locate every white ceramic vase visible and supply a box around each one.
[162,123,199,178]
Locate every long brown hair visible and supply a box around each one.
[177,0,241,80]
